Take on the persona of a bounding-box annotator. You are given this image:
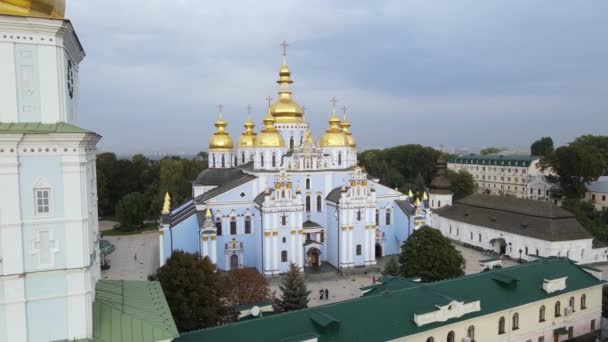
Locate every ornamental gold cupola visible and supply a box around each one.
[269,41,304,124]
[320,101,349,148]
[209,109,234,151]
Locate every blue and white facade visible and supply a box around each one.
[0,13,101,342]
[160,56,432,276]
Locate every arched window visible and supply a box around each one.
[446,331,454,342]
[426,338,434,342]
[212,155,216,168]
[569,296,575,311]
[221,155,225,168]
[241,152,245,164]
[244,216,252,234]
[289,136,294,150]
[260,154,264,167]
[306,196,311,212]
[356,245,362,256]
[385,209,391,225]
[555,301,561,317]
[215,217,223,236]
[281,250,288,262]
[539,305,546,322]
[498,316,505,334]
[306,178,311,190]
[272,154,276,167]
[338,152,342,165]
[467,325,475,340]
[512,313,519,330]
[375,210,379,225]
[230,216,237,235]
[581,294,587,310]
[317,195,322,212]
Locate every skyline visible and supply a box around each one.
[68,0,608,154]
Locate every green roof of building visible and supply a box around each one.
[92,280,179,342]
[448,154,538,166]
[0,122,93,134]
[175,258,603,342]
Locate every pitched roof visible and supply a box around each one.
[254,189,274,206]
[303,220,323,229]
[169,199,197,228]
[588,176,608,193]
[174,258,602,342]
[194,167,248,186]
[93,280,179,342]
[326,187,347,203]
[434,194,591,242]
[449,154,538,167]
[195,174,256,204]
[0,122,93,134]
[395,199,415,216]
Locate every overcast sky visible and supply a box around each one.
[68,0,608,154]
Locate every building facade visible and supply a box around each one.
[432,194,608,264]
[585,176,608,212]
[160,52,431,275]
[0,2,101,341]
[175,258,604,342]
[448,155,543,198]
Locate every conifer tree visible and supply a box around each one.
[382,257,400,277]
[279,263,310,311]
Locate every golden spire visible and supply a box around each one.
[339,105,356,148]
[205,208,212,218]
[239,105,257,147]
[320,97,349,147]
[209,106,234,151]
[414,197,421,206]
[161,192,171,214]
[255,107,285,147]
[0,0,65,19]
[269,40,304,123]
[423,191,428,200]
[408,189,414,197]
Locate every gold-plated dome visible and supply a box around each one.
[340,115,356,148]
[0,0,65,19]
[255,109,285,147]
[239,116,257,147]
[320,109,349,147]
[209,112,234,151]
[269,56,305,124]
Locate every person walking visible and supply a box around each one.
[325,288,329,300]
[319,289,324,300]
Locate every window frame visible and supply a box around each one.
[34,188,52,216]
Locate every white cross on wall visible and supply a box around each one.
[31,230,59,268]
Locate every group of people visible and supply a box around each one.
[319,288,330,300]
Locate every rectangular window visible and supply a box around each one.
[281,215,288,226]
[215,219,222,235]
[385,211,391,225]
[245,218,252,234]
[356,244,362,256]
[230,220,237,235]
[35,189,50,215]
[538,336,544,342]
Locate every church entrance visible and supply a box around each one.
[490,238,507,255]
[230,254,239,270]
[375,243,383,258]
[307,248,320,268]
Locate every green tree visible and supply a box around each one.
[279,263,310,311]
[398,226,465,282]
[153,252,226,332]
[225,268,271,307]
[562,199,608,241]
[382,257,399,277]
[530,137,554,157]
[480,147,502,155]
[446,169,477,200]
[115,192,147,229]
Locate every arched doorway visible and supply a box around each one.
[307,248,320,267]
[375,243,383,258]
[230,254,239,270]
[490,238,507,255]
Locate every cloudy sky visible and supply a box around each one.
[68,0,608,154]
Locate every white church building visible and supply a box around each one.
[159,49,436,276]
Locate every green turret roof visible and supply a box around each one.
[0,122,93,134]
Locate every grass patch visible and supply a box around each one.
[102,222,159,236]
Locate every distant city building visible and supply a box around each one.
[428,155,453,209]
[526,175,561,204]
[432,194,608,264]
[585,176,608,211]
[448,155,543,198]
[174,258,603,342]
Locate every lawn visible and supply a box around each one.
[101,222,159,236]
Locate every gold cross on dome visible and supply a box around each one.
[265,96,273,108]
[342,105,347,115]
[302,105,306,113]
[280,40,289,56]
[330,97,338,109]
[217,104,224,113]
[246,105,252,115]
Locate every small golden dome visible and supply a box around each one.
[320,110,349,147]
[209,112,234,151]
[269,57,305,124]
[255,109,285,147]
[0,0,64,19]
[239,116,257,147]
[340,115,356,148]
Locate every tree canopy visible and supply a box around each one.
[398,226,465,282]
[225,268,271,307]
[446,169,477,200]
[114,192,147,229]
[382,257,399,277]
[279,263,310,311]
[530,137,554,157]
[153,251,226,332]
[480,147,502,155]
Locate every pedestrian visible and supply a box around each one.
[134,253,137,261]
[325,288,329,300]
[319,289,324,300]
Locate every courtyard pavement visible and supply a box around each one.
[100,227,160,281]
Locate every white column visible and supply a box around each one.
[159,229,165,266]
[202,237,208,258]
[62,156,89,269]
[263,212,271,274]
[210,236,217,264]
[348,209,354,264]
[272,234,278,273]
[340,207,346,267]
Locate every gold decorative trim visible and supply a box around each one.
[341,226,347,231]
[349,226,354,230]
[202,236,208,241]
[290,230,296,235]
[272,231,278,236]
[298,229,304,235]
[210,236,216,241]
[264,232,271,237]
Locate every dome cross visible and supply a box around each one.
[217,104,224,113]
[280,40,289,56]
[265,96,273,108]
[330,96,338,110]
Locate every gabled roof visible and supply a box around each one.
[434,194,591,242]
[326,187,348,203]
[395,199,415,216]
[93,280,179,342]
[588,176,608,193]
[303,220,323,229]
[0,122,94,134]
[169,199,197,228]
[194,167,248,186]
[174,258,603,342]
[195,174,257,204]
[254,189,274,206]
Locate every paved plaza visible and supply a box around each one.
[100,227,160,281]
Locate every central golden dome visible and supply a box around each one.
[239,116,257,147]
[340,115,356,148]
[320,109,349,147]
[255,109,285,147]
[209,112,234,151]
[0,0,65,19]
[269,57,304,124]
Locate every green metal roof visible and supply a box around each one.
[92,280,179,342]
[0,122,93,134]
[175,258,603,342]
[448,154,538,167]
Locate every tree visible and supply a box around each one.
[562,198,608,242]
[153,252,226,332]
[530,137,554,157]
[225,268,271,307]
[398,226,465,282]
[115,192,147,229]
[446,169,477,200]
[279,263,310,311]
[382,257,399,277]
[480,147,502,155]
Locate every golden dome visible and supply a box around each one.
[340,115,356,148]
[239,116,257,147]
[0,0,64,19]
[320,109,349,147]
[269,57,305,124]
[255,109,285,147]
[209,112,234,151]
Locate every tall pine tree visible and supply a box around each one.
[279,263,310,311]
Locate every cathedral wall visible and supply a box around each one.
[167,215,199,258]
[325,204,339,268]
[27,294,68,342]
